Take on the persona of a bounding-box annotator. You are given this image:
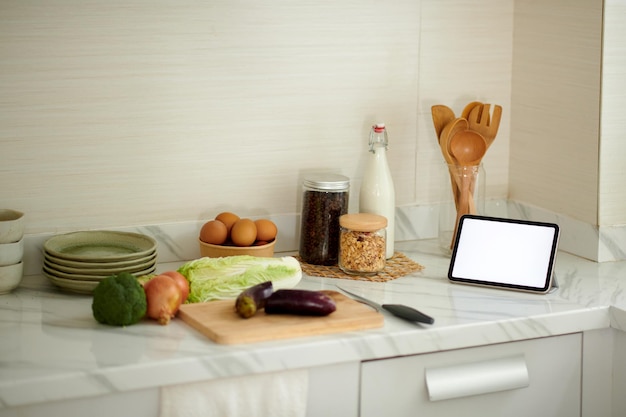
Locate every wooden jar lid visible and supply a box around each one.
[339,213,387,232]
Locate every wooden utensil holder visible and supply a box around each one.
[438,163,485,252]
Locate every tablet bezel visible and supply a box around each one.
[448,215,560,294]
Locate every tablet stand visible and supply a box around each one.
[547,274,559,294]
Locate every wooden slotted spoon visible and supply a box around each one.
[461,101,483,120]
[468,103,502,148]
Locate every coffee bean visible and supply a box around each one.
[299,189,348,265]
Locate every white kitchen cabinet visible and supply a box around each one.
[0,362,359,417]
[360,333,582,417]
[0,389,159,417]
[612,329,626,417]
[306,361,360,417]
[581,328,613,417]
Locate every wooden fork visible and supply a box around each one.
[468,104,502,148]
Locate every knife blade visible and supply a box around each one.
[337,286,434,325]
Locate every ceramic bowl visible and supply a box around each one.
[0,261,23,294]
[198,238,275,258]
[0,209,24,244]
[0,238,24,266]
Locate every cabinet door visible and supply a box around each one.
[612,329,626,417]
[361,333,581,417]
[307,361,360,417]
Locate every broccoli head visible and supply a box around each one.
[92,272,147,326]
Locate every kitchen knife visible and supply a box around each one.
[337,286,434,325]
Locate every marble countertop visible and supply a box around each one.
[2,239,626,410]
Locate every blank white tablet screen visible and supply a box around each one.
[450,217,558,289]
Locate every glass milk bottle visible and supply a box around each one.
[359,123,396,259]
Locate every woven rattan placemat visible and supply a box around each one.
[295,252,424,282]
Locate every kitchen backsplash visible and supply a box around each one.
[2,0,625,264]
[20,198,626,277]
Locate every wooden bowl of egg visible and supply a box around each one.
[198,212,278,258]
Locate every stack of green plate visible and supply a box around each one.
[43,231,157,294]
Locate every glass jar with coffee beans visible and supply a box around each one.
[298,174,349,265]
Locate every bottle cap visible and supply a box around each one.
[373,123,385,133]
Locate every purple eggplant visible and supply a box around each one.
[235,281,274,318]
[265,289,336,316]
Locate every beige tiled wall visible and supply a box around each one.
[0,0,512,234]
[600,0,626,227]
[510,0,602,226]
[510,0,626,229]
[417,0,513,203]
[1,0,621,239]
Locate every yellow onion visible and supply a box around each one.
[144,275,183,325]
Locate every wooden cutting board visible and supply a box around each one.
[178,290,384,345]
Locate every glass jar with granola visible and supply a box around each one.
[338,213,387,275]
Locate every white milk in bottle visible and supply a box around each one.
[359,123,396,258]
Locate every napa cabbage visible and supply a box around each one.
[178,255,302,303]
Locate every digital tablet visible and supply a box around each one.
[448,215,560,294]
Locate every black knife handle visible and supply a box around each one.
[382,304,435,325]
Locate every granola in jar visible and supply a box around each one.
[339,213,387,275]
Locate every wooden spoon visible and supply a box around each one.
[448,130,487,247]
[449,130,487,166]
[438,118,468,213]
[440,117,467,165]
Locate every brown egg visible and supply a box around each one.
[254,219,277,242]
[215,212,240,235]
[199,220,228,245]
[230,218,257,247]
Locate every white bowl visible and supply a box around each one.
[0,261,23,294]
[0,209,24,244]
[0,238,24,266]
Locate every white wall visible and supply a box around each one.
[510,0,602,226]
[600,0,626,228]
[0,0,513,235]
[2,0,623,251]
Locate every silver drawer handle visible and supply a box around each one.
[425,355,529,401]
